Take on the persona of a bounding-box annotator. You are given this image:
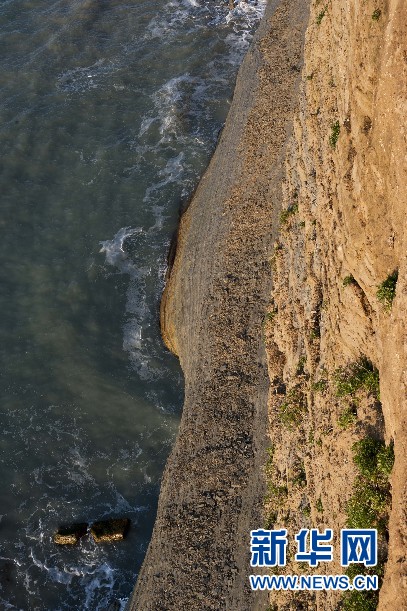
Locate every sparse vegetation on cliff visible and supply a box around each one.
[342,438,394,609]
[280,203,298,224]
[343,274,357,287]
[263,0,405,608]
[278,385,307,429]
[376,270,398,311]
[338,404,358,428]
[329,120,340,148]
[334,357,380,399]
[316,7,327,25]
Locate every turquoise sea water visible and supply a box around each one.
[0,0,265,608]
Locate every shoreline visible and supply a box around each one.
[127,0,310,608]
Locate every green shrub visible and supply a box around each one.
[310,327,321,340]
[343,566,381,610]
[346,478,388,528]
[302,503,311,517]
[264,309,278,325]
[338,405,358,428]
[343,274,357,287]
[278,386,307,429]
[352,438,383,478]
[267,482,288,505]
[265,446,274,471]
[329,120,340,148]
[316,7,326,24]
[316,497,323,512]
[292,463,307,487]
[312,378,328,392]
[377,441,395,476]
[264,511,278,529]
[280,203,298,224]
[377,270,398,311]
[346,563,385,583]
[343,433,391,609]
[352,437,394,480]
[334,357,379,399]
[346,438,393,530]
[372,8,381,20]
[342,589,379,611]
[297,356,307,375]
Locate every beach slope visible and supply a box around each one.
[127,0,310,608]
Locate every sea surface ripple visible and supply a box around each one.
[0,0,265,608]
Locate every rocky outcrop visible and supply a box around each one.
[91,518,130,543]
[53,523,87,545]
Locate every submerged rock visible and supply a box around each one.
[90,518,130,543]
[53,523,88,545]
[0,559,15,592]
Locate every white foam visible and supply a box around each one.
[100,226,167,381]
[0,598,18,611]
[145,0,265,45]
[100,227,144,275]
[56,59,117,93]
[143,153,185,203]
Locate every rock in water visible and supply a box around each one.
[53,523,88,545]
[90,518,130,543]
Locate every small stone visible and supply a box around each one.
[53,523,87,545]
[90,518,130,543]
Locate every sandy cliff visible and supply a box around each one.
[265,0,407,608]
[128,0,406,609]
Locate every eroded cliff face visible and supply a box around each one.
[265,0,406,609]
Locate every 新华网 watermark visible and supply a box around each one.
[249,573,378,591]
[249,528,378,592]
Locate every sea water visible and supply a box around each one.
[0,0,265,608]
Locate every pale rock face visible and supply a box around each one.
[266,0,406,608]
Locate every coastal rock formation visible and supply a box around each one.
[53,523,87,545]
[128,0,406,609]
[91,518,130,543]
